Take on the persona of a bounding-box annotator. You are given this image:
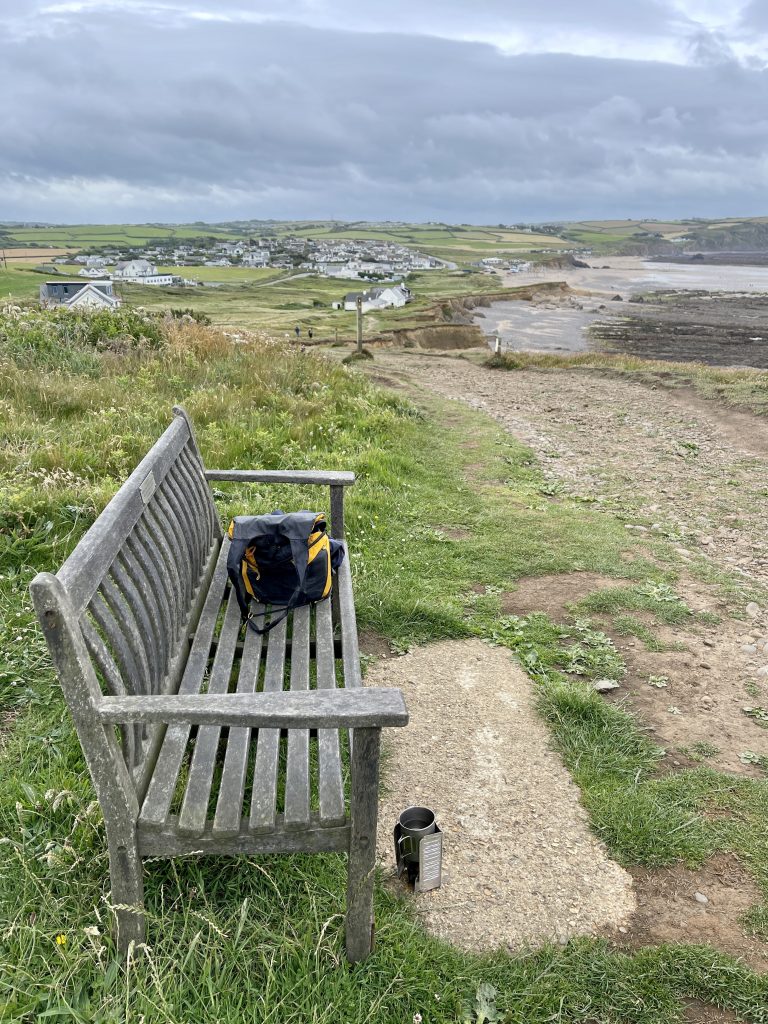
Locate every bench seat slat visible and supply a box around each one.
[249,611,287,834]
[336,547,362,689]
[139,813,350,858]
[138,540,229,830]
[177,586,243,836]
[284,605,310,830]
[212,605,265,836]
[315,598,345,827]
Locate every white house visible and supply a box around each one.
[342,283,412,313]
[113,258,154,278]
[241,250,270,267]
[40,280,121,309]
[112,259,176,285]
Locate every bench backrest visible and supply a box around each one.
[32,407,222,793]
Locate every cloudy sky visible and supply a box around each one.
[1,0,767,224]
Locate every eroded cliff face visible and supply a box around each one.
[369,282,572,350]
[387,323,487,349]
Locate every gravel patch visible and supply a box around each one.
[368,639,635,953]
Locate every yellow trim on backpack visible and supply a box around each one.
[308,534,332,598]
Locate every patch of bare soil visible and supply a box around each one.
[439,526,471,540]
[501,572,618,620]
[611,853,768,973]
[358,629,395,660]
[497,571,767,777]
[682,999,741,1024]
[368,639,635,953]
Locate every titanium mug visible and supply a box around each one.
[397,806,436,864]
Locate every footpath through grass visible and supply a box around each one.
[1,309,767,1021]
[486,350,768,417]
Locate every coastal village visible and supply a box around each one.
[49,236,450,281]
[37,233,533,310]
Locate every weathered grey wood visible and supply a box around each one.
[315,598,345,826]
[58,415,189,615]
[345,727,381,962]
[249,611,288,833]
[155,489,193,608]
[80,615,138,768]
[175,452,214,560]
[125,531,172,672]
[108,829,146,954]
[132,538,221,803]
[205,469,355,486]
[31,407,407,963]
[89,591,142,697]
[29,572,145,951]
[166,467,203,577]
[172,407,223,543]
[337,547,362,689]
[139,815,349,857]
[114,549,164,689]
[143,505,185,641]
[177,587,243,836]
[103,687,408,729]
[284,605,310,830]
[212,605,265,836]
[131,517,180,644]
[179,444,221,543]
[330,485,345,540]
[138,543,230,829]
[100,575,152,697]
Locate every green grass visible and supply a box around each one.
[1,311,767,1021]
[117,269,507,338]
[1,223,241,248]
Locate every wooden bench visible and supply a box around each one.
[30,406,408,961]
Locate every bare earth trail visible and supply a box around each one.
[368,354,768,770]
[372,351,768,593]
[360,349,768,967]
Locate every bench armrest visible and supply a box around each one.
[204,470,355,486]
[99,687,407,729]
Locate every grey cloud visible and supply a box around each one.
[0,4,766,221]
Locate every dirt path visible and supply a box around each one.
[369,640,635,952]
[373,351,768,590]
[358,351,768,965]
[366,352,768,780]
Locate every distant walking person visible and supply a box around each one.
[308,327,313,341]
[294,325,301,339]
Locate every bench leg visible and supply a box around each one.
[108,831,145,955]
[345,727,380,963]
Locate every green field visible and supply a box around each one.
[123,268,505,337]
[0,222,241,249]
